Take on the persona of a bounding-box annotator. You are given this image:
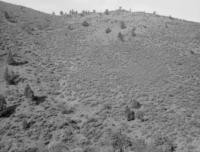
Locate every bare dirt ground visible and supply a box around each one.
[1,1,200,152]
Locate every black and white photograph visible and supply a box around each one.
[0,0,200,151]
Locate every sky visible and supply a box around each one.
[2,0,200,22]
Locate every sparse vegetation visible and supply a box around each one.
[1,1,200,151]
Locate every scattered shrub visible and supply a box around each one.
[82,21,89,27]
[105,28,111,33]
[118,32,124,42]
[120,21,126,29]
[4,67,20,85]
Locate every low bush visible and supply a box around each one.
[105,28,111,33]
[118,32,124,42]
[104,9,109,15]
[120,21,126,29]
[4,67,20,85]
[131,27,136,37]
[82,21,89,27]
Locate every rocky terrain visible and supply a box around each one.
[1,1,200,152]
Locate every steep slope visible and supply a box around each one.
[1,1,200,152]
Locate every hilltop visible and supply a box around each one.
[1,1,200,152]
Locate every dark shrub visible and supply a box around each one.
[24,84,34,99]
[60,11,64,16]
[4,67,20,85]
[131,27,136,37]
[4,11,17,23]
[125,106,135,121]
[0,95,7,112]
[105,28,111,33]
[82,21,89,27]
[120,21,126,29]
[104,9,109,15]
[118,32,124,42]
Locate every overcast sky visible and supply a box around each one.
[2,0,200,22]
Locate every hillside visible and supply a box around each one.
[1,1,200,152]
